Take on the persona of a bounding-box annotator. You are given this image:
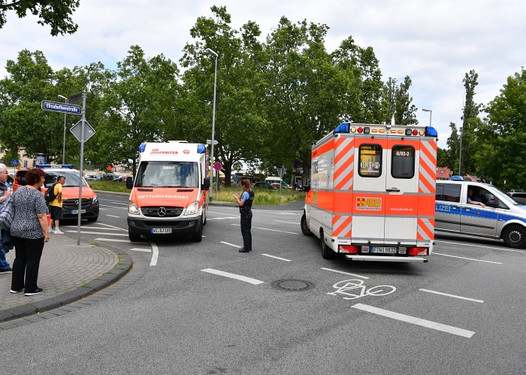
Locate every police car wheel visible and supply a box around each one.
[502,225,526,248]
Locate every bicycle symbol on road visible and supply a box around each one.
[327,279,396,300]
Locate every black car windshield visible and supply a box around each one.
[44,171,88,188]
[135,161,199,188]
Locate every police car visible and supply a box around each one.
[435,180,526,248]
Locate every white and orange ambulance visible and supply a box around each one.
[126,141,210,242]
[301,122,438,262]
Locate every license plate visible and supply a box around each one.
[151,228,172,234]
[373,246,397,254]
[70,209,86,214]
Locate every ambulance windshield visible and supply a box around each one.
[135,161,199,188]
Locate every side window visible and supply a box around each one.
[436,183,461,203]
[359,144,382,177]
[392,145,415,178]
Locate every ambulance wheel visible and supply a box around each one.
[502,225,526,248]
[320,230,334,259]
[129,230,141,242]
[193,219,203,242]
[301,213,312,236]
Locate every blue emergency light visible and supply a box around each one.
[333,122,351,134]
[197,144,206,154]
[139,142,147,153]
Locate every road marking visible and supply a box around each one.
[321,267,369,279]
[94,238,130,243]
[273,220,297,225]
[419,289,484,303]
[201,268,264,285]
[93,222,128,231]
[106,214,120,218]
[221,241,241,249]
[71,231,127,236]
[262,253,291,262]
[82,226,123,231]
[208,216,237,221]
[433,252,502,264]
[150,241,158,266]
[437,240,524,253]
[351,303,475,339]
[231,224,299,235]
[129,247,151,253]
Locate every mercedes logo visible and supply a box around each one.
[157,207,167,217]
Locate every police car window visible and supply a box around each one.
[391,145,414,179]
[359,144,382,177]
[436,183,461,203]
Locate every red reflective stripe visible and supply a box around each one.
[312,139,334,159]
[417,218,435,240]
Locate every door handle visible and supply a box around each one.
[386,188,400,192]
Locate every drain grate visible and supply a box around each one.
[271,279,315,291]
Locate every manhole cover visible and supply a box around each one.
[271,279,315,291]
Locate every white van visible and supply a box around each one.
[264,177,290,188]
[435,180,526,247]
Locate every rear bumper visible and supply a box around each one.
[344,255,428,263]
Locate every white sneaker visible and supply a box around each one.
[54,228,64,235]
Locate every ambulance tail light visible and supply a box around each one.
[408,247,428,256]
[339,245,359,254]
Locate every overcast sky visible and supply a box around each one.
[1,0,524,148]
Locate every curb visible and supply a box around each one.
[0,249,132,324]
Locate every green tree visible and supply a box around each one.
[177,6,267,186]
[0,49,64,163]
[102,46,180,175]
[475,68,526,188]
[381,76,418,125]
[0,0,80,35]
[459,69,482,175]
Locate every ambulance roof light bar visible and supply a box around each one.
[333,122,438,138]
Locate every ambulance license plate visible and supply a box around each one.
[151,228,172,234]
[373,246,397,254]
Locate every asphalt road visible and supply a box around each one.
[1,191,525,374]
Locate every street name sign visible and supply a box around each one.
[41,100,81,115]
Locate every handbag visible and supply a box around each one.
[0,198,14,232]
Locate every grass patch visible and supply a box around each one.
[90,180,306,205]
[214,186,305,205]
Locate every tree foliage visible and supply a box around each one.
[0,0,80,35]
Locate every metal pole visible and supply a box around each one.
[58,95,67,164]
[76,91,86,245]
[206,48,218,200]
[459,127,462,176]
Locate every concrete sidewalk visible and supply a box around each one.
[0,234,132,323]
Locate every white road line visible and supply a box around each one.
[261,253,291,262]
[81,226,123,231]
[94,238,130,243]
[69,231,127,236]
[93,222,128,231]
[106,214,120,218]
[273,220,297,225]
[351,303,475,339]
[419,289,484,303]
[437,240,524,253]
[433,252,502,264]
[231,224,299,235]
[221,241,241,249]
[129,248,151,253]
[207,217,237,220]
[321,267,369,279]
[201,268,264,285]
[149,241,158,266]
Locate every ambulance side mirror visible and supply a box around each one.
[202,178,211,190]
[126,176,134,189]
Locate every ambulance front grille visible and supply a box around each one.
[141,206,183,218]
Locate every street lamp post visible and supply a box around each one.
[206,48,218,200]
[58,94,67,164]
[422,108,432,126]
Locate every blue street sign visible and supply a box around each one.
[41,100,81,115]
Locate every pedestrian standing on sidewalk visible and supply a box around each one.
[49,175,65,234]
[10,168,50,296]
[0,163,13,274]
[234,178,254,253]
